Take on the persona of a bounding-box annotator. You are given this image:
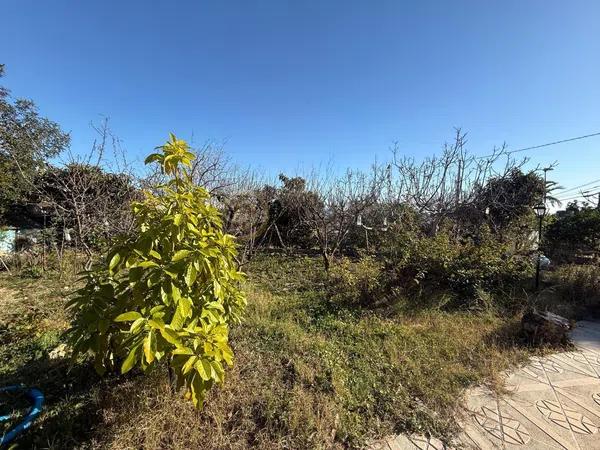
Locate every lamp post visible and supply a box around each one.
[533,203,547,290]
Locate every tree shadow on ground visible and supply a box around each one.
[483,316,571,353]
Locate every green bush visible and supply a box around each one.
[328,256,384,306]
[386,228,532,307]
[66,135,246,408]
[545,204,600,263]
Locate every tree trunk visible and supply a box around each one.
[321,251,331,273]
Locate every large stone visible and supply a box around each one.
[521,308,573,345]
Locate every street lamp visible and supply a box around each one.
[533,203,547,290]
[533,204,546,218]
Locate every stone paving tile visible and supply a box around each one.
[369,321,600,449]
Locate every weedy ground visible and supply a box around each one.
[0,254,542,449]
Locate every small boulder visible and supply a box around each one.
[522,309,573,345]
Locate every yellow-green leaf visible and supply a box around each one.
[221,345,234,366]
[170,307,184,330]
[144,153,162,164]
[182,356,198,375]
[159,327,181,346]
[190,374,205,409]
[160,284,170,304]
[149,249,162,260]
[109,252,121,272]
[185,264,197,287]
[115,311,143,322]
[121,345,140,374]
[148,318,164,329]
[172,249,192,261]
[195,359,212,381]
[143,331,156,363]
[172,347,194,355]
[137,260,159,268]
[210,360,224,383]
[178,297,193,319]
[171,284,181,303]
[130,317,145,333]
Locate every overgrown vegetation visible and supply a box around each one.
[535,264,600,319]
[1,254,539,449]
[546,202,600,263]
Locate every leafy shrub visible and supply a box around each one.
[545,204,600,263]
[66,134,246,408]
[546,265,600,317]
[386,228,532,307]
[328,256,384,306]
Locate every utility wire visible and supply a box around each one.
[556,195,585,203]
[556,194,594,202]
[555,191,600,202]
[556,191,594,200]
[582,186,600,194]
[555,191,593,201]
[506,131,600,155]
[556,179,600,195]
[477,131,600,159]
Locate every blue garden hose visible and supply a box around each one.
[0,385,44,447]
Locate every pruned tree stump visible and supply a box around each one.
[522,309,573,345]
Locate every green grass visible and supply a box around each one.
[0,254,538,449]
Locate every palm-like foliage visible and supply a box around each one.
[546,180,564,207]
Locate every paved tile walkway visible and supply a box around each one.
[370,321,600,450]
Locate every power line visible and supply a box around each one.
[560,180,600,194]
[555,195,596,203]
[555,191,592,201]
[582,186,600,194]
[556,178,600,195]
[556,195,585,203]
[506,131,600,155]
[555,191,600,202]
[477,131,600,159]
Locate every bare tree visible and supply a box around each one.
[219,172,273,264]
[391,128,531,235]
[12,118,140,270]
[302,164,385,271]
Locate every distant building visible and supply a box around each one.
[0,227,16,254]
[0,203,49,254]
[555,209,574,219]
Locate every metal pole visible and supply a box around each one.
[535,168,550,290]
[535,214,542,290]
[42,212,46,271]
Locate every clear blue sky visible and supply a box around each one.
[2,1,600,201]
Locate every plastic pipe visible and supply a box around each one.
[0,385,44,447]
